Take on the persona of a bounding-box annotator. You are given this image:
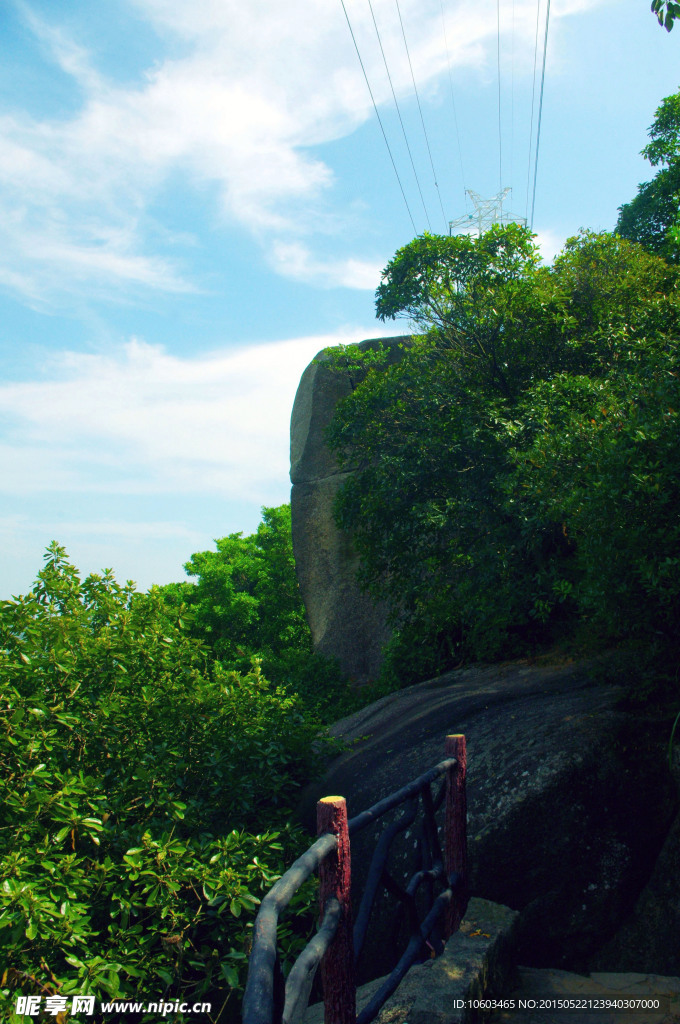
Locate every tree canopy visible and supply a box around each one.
[163,505,309,668]
[327,226,680,683]
[616,89,680,261]
[651,0,680,30]
[0,543,325,1021]
[159,504,352,719]
[375,224,544,400]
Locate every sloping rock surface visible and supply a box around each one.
[590,745,680,974]
[296,656,678,981]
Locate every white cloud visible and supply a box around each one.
[0,0,604,303]
[17,2,105,94]
[0,327,379,501]
[269,241,384,289]
[0,513,202,551]
[533,227,567,264]
[0,512,208,596]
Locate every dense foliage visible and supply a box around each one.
[5,82,680,1024]
[162,506,308,668]
[651,0,680,31]
[159,505,358,720]
[327,226,680,683]
[616,90,680,261]
[0,544,327,1022]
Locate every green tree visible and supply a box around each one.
[507,358,680,642]
[0,544,324,1022]
[651,0,680,30]
[173,505,309,666]
[616,89,680,261]
[375,223,546,399]
[160,505,355,719]
[327,228,680,680]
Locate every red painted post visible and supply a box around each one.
[444,734,468,938]
[317,796,355,1024]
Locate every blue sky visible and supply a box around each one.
[0,0,678,598]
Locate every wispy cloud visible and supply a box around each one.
[0,327,377,501]
[269,241,384,290]
[0,512,212,596]
[534,228,567,264]
[0,0,605,305]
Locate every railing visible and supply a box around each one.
[242,734,467,1024]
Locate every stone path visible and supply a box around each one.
[488,966,680,1024]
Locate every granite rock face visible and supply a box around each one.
[295,657,679,982]
[289,335,411,682]
[589,746,680,975]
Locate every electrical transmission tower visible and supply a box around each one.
[448,188,527,236]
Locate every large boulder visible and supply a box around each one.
[289,335,411,682]
[295,656,679,982]
[590,742,680,975]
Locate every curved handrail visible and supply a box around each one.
[242,736,467,1024]
[347,757,457,835]
[282,897,342,1024]
[243,833,338,1024]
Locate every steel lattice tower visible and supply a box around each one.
[448,188,527,236]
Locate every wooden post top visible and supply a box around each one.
[445,734,467,758]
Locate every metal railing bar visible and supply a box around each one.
[282,897,341,1024]
[432,776,446,813]
[347,758,457,836]
[420,791,443,954]
[353,797,419,961]
[417,791,434,917]
[405,863,445,897]
[243,833,338,1024]
[421,782,442,868]
[380,867,410,903]
[403,863,445,936]
[355,887,454,1024]
[242,737,468,1024]
[421,778,445,883]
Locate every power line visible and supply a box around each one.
[496,0,502,193]
[366,0,431,230]
[525,0,542,223]
[393,0,449,232]
[530,0,551,229]
[439,0,467,211]
[510,0,515,194]
[338,0,417,234]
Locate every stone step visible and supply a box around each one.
[488,966,680,1024]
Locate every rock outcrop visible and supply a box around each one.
[295,656,679,982]
[289,335,411,682]
[590,743,680,975]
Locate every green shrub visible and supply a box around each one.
[159,505,352,720]
[0,544,325,1022]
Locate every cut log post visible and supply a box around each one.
[317,796,355,1024]
[444,734,468,938]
